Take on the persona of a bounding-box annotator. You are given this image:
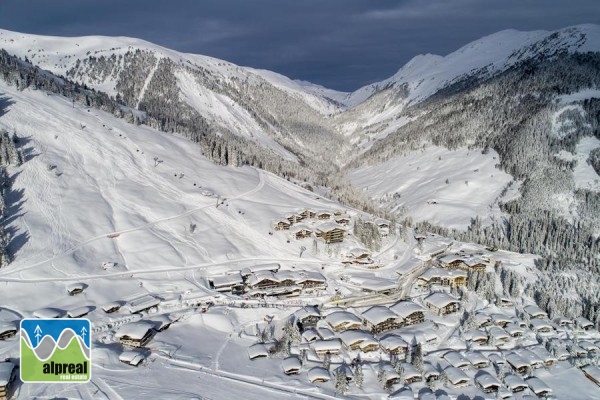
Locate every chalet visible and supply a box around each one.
[325,311,362,331]
[102,302,122,314]
[362,306,402,334]
[316,210,332,220]
[488,353,506,368]
[302,328,320,343]
[248,343,269,360]
[296,271,327,290]
[67,306,92,318]
[463,257,487,272]
[315,222,345,244]
[119,350,147,366]
[390,301,426,326]
[531,346,557,367]
[33,308,62,319]
[422,363,440,383]
[529,319,554,333]
[491,314,512,328]
[379,335,409,356]
[339,330,373,350]
[209,273,244,293]
[299,209,316,219]
[294,306,321,328]
[400,363,422,384]
[443,351,471,370]
[520,349,544,369]
[246,271,281,290]
[526,377,552,397]
[290,224,313,240]
[581,365,600,387]
[551,344,571,361]
[465,352,490,369]
[334,215,351,226]
[285,212,304,224]
[247,285,302,298]
[523,305,548,320]
[425,292,460,315]
[358,278,398,295]
[417,268,467,287]
[437,255,466,270]
[504,374,528,393]
[506,352,530,375]
[444,366,469,387]
[308,366,330,383]
[504,323,525,337]
[66,282,86,296]
[312,339,342,356]
[554,316,573,327]
[272,219,291,231]
[128,295,160,314]
[475,373,502,393]
[381,364,402,386]
[282,356,301,375]
[575,316,595,330]
[241,263,280,278]
[343,248,373,265]
[0,322,17,341]
[374,218,390,229]
[359,337,379,352]
[463,329,488,345]
[568,343,588,358]
[0,362,16,400]
[472,313,492,328]
[151,315,175,332]
[579,341,600,353]
[115,321,155,348]
[496,295,514,308]
[488,326,510,344]
[316,326,336,340]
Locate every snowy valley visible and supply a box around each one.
[0,24,599,399]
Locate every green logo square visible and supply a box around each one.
[20,318,91,383]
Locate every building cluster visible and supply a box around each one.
[272,208,349,243]
[208,263,327,298]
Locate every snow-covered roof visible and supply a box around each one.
[282,356,301,372]
[487,353,505,365]
[422,363,440,378]
[151,314,175,330]
[316,209,332,216]
[325,311,361,327]
[463,257,488,267]
[317,327,336,340]
[379,335,409,351]
[419,267,467,282]
[520,349,544,366]
[444,366,469,385]
[443,351,470,368]
[504,323,525,335]
[66,305,92,318]
[315,222,345,232]
[529,319,553,331]
[302,328,320,342]
[523,304,547,318]
[438,254,464,264]
[463,329,488,342]
[294,306,321,321]
[33,308,62,318]
[338,330,373,346]
[575,316,594,328]
[390,301,425,319]
[526,377,552,395]
[382,364,400,381]
[0,362,15,386]
[296,270,326,283]
[374,218,389,226]
[119,350,147,365]
[246,270,277,286]
[307,366,330,382]
[128,295,160,313]
[66,282,85,292]
[465,351,489,366]
[210,273,242,287]
[101,302,121,312]
[248,343,269,359]
[362,306,399,325]
[290,224,313,233]
[491,313,512,324]
[115,321,155,340]
[312,339,342,352]
[475,372,501,389]
[388,386,413,399]
[241,263,280,276]
[504,374,528,390]
[353,277,397,292]
[530,346,556,363]
[505,352,529,369]
[488,326,509,340]
[579,340,600,352]
[425,292,459,308]
[346,247,369,257]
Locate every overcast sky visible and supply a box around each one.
[0,0,598,91]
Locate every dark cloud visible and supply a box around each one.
[0,0,598,91]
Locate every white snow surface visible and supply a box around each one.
[350,146,513,229]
